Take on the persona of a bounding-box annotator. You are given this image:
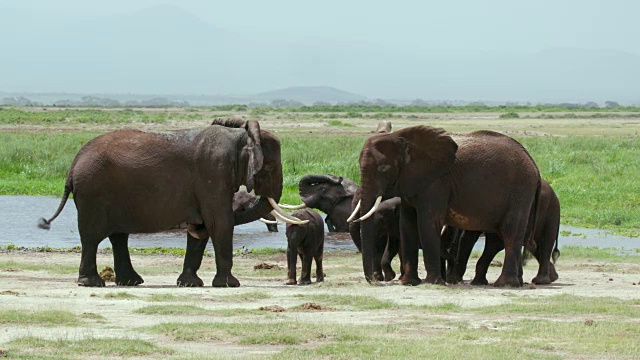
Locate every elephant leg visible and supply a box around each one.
[210,217,240,288]
[77,233,106,287]
[448,231,481,284]
[314,251,324,283]
[416,212,445,285]
[298,251,313,285]
[285,246,298,285]
[399,205,421,286]
[177,233,208,287]
[531,225,558,285]
[372,232,387,282]
[110,233,143,286]
[381,235,399,281]
[494,225,525,288]
[471,234,503,285]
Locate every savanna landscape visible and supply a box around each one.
[1,105,640,359]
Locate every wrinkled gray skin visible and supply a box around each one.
[285,209,325,285]
[38,118,283,288]
[349,189,402,282]
[298,174,359,232]
[443,180,560,285]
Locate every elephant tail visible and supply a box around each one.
[38,175,73,230]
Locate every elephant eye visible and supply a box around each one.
[310,183,318,186]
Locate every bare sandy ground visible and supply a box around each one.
[0,249,638,358]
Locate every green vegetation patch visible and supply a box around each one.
[0,310,80,326]
[104,292,138,300]
[476,294,640,317]
[559,245,640,263]
[219,291,272,302]
[6,336,173,358]
[134,305,210,316]
[0,260,76,274]
[147,321,381,345]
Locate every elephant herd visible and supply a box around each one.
[39,118,559,288]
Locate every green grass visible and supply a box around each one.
[0,310,80,326]
[476,294,640,317]
[0,108,170,125]
[0,261,77,274]
[133,305,210,315]
[104,292,138,300]
[6,336,173,358]
[559,245,640,263]
[2,125,640,232]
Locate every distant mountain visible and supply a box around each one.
[254,86,365,103]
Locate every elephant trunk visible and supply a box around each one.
[233,197,273,226]
[349,220,362,252]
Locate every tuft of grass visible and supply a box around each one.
[7,336,173,358]
[219,291,272,302]
[499,111,520,118]
[0,310,80,326]
[104,292,138,300]
[133,305,210,316]
[476,294,640,317]
[0,261,76,274]
[559,245,640,263]
[147,293,196,302]
[327,119,355,127]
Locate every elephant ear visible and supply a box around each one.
[395,126,457,197]
[243,120,264,192]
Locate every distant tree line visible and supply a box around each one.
[0,96,190,108]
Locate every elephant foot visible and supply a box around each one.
[177,271,204,287]
[549,264,559,283]
[315,274,325,283]
[298,279,312,286]
[470,276,489,286]
[446,273,463,285]
[383,269,396,282]
[212,273,240,288]
[399,275,422,286]
[77,274,106,287]
[531,274,551,285]
[493,274,522,288]
[285,279,297,285]
[372,271,384,282]
[423,275,446,285]
[115,272,144,286]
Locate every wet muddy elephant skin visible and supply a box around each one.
[444,180,560,285]
[356,126,541,287]
[39,119,284,288]
[298,174,358,232]
[285,209,325,285]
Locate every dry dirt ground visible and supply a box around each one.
[0,249,639,359]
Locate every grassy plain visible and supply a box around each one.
[0,247,639,359]
[1,106,639,233]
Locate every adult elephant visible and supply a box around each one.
[351,126,541,287]
[348,189,401,281]
[445,179,560,285]
[39,118,305,287]
[297,174,359,232]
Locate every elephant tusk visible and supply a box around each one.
[354,196,382,223]
[271,210,309,225]
[346,200,362,223]
[259,218,279,225]
[277,203,307,210]
[267,198,309,224]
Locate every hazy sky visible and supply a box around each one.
[2,0,639,102]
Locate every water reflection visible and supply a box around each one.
[1,196,637,253]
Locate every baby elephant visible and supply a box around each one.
[285,209,325,285]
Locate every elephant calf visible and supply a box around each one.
[286,209,325,285]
